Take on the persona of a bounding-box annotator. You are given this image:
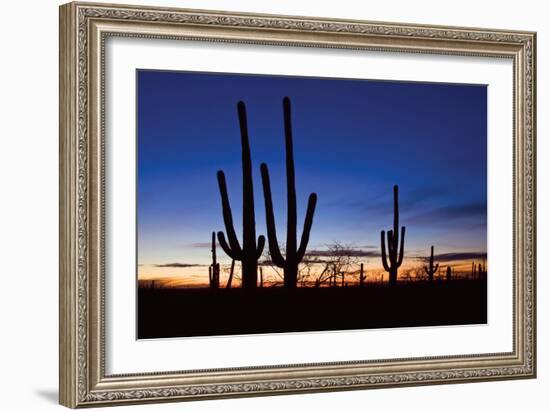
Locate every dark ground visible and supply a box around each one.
[137,279,487,339]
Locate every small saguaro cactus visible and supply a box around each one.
[359,263,365,287]
[216,101,265,289]
[446,266,452,282]
[260,97,318,289]
[226,259,235,289]
[380,185,406,286]
[424,246,439,282]
[209,232,220,289]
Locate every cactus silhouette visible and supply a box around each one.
[424,246,439,282]
[446,266,452,282]
[226,259,235,288]
[260,97,318,289]
[380,185,406,286]
[216,101,265,289]
[359,263,365,287]
[208,232,220,289]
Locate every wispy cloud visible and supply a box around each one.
[344,184,452,219]
[155,262,206,268]
[406,202,486,226]
[189,242,212,248]
[414,251,487,263]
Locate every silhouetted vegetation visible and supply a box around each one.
[208,232,220,289]
[380,185,406,286]
[226,259,236,288]
[424,245,439,282]
[138,97,488,338]
[261,97,318,289]
[359,263,365,287]
[216,102,265,289]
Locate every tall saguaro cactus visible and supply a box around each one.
[380,185,406,286]
[216,101,265,289]
[209,231,220,289]
[424,246,439,282]
[446,266,452,282]
[260,97,318,289]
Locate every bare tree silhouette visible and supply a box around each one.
[261,97,318,289]
[216,101,265,289]
[380,185,406,286]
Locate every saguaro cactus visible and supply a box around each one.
[260,97,318,289]
[446,266,452,282]
[226,259,235,289]
[380,185,406,286]
[209,232,220,289]
[359,263,365,287]
[424,246,439,282]
[217,101,265,289]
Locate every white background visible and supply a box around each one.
[106,38,513,374]
[0,0,546,410]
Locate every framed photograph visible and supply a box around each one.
[59,2,536,408]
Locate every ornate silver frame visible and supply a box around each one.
[59,2,536,408]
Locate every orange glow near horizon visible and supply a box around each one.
[138,258,487,289]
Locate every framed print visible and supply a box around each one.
[59,2,537,408]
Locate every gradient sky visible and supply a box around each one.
[137,70,487,274]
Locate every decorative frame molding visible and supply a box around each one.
[59,2,536,408]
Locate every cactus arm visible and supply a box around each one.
[256,235,266,259]
[397,226,406,266]
[260,163,285,267]
[380,230,391,272]
[217,231,240,260]
[424,265,430,275]
[434,263,439,272]
[393,184,399,235]
[297,193,317,261]
[216,170,242,255]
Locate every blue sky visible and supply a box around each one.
[137,70,487,266]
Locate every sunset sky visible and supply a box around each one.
[137,70,487,287]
